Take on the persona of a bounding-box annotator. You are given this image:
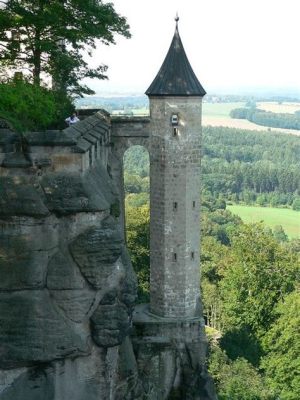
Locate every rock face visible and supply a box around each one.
[0,290,89,369]
[0,117,141,399]
[0,114,216,399]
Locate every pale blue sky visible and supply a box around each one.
[84,0,300,96]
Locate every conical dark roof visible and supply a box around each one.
[146,22,206,97]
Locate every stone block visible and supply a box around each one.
[0,346,119,400]
[91,301,130,348]
[0,290,89,368]
[0,235,50,289]
[49,289,96,323]
[69,216,124,289]
[0,216,58,290]
[0,177,49,217]
[41,163,116,215]
[119,248,138,309]
[47,250,86,290]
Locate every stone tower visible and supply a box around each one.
[146,18,206,318]
[132,19,216,399]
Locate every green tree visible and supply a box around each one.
[261,290,300,400]
[125,204,150,302]
[219,223,299,365]
[221,223,298,335]
[272,225,288,242]
[124,173,144,194]
[0,0,130,96]
[126,192,149,207]
[292,197,300,211]
[0,79,59,133]
[208,345,274,400]
[201,208,242,245]
[201,236,231,329]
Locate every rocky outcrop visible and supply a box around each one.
[69,217,124,289]
[0,119,140,399]
[0,114,216,399]
[41,163,115,214]
[0,290,89,369]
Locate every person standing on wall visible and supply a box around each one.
[65,111,79,126]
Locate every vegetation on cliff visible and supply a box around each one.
[0,78,73,132]
[0,0,131,132]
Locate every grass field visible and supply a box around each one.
[227,205,300,239]
[202,102,245,118]
[202,101,300,136]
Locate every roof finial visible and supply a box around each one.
[175,13,179,29]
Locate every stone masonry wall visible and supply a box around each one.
[149,96,202,318]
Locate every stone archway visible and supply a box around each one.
[109,117,150,238]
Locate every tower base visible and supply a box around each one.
[132,304,217,400]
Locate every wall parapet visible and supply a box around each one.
[111,116,150,139]
[0,111,111,174]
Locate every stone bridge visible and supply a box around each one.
[110,115,151,235]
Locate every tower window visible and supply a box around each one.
[173,202,178,210]
[192,201,196,208]
[171,114,179,126]
[173,253,177,261]
[191,252,195,260]
[173,127,178,136]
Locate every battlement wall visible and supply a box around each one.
[0,111,110,175]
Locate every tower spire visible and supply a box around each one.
[145,18,206,97]
[175,12,179,30]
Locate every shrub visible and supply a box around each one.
[0,80,74,133]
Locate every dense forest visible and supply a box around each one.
[203,126,300,207]
[124,126,300,400]
[124,126,300,208]
[230,106,300,130]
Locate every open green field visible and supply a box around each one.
[227,205,300,239]
[202,102,300,136]
[202,102,245,118]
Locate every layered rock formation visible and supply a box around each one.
[0,115,141,399]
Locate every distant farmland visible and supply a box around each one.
[202,102,300,136]
[257,101,300,114]
[227,205,300,239]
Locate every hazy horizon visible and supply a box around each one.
[80,85,300,99]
